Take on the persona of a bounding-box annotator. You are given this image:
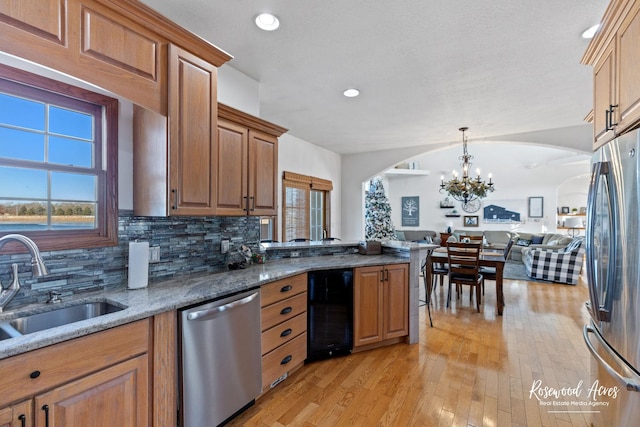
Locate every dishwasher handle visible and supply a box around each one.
[186,291,259,321]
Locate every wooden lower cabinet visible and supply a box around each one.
[260,274,308,392]
[0,400,32,427]
[0,320,151,427]
[353,263,409,349]
[34,355,148,427]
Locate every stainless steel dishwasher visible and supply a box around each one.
[179,289,262,427]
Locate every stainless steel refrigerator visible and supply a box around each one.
[584,129,640,426]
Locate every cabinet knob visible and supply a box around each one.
[280,328,292,337]
[280,355,292,365]
[30,370,41,379]
[280,306,292,315]
[280,285,292,293]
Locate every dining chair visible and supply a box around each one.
[446,242,483,312]
[480,239,514,293]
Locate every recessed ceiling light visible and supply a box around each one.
[343,88,360,98]
[582,24,600,39]
[255,13,280,31]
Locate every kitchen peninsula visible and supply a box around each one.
[0,240,425,426]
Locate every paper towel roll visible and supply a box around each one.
[128,241,149,289]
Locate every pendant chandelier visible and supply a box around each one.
[439,127,495,203]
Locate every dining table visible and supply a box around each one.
[425,246,507,315]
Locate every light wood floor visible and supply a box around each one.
[229,274,592,426]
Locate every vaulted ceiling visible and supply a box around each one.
[142,0,608,154]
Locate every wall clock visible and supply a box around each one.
[462,199,481,213]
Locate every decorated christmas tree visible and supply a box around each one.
[365,178,397,240]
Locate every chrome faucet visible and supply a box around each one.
[0,234,49,312]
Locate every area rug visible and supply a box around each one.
[503,261,548,283]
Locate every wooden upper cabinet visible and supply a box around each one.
[584,0,640,149]
[0,0,167,114]
[0,0,66,45]
[0,0,232,115]
[216,104,286,216]
[216,120,250,215]
[168,45,217,215]
[593,41,616,148]
[133,45,218,216]
[616,3,640,134]
[249,130,279,215]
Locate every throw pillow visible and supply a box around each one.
[516,238,532,247]
[531,235,544,245]
[547,239,560,246]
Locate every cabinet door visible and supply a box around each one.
[248,129,278,216]
[593,40,616,148]
[168,44,217,215]
[215,119,249,215]
[353,266,384,347]
[35,355,149,427]
[382,264,409,339]
[616,3,640,134]
[0,400,32,427]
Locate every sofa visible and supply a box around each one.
[522,238,585,284]
[508,232,573,262]
[447,230,574,262]
[396,230,441,245]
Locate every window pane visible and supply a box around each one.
[0,93,45,130]
[52,202,96,229]
[0,166,47,198]
[0,127,45,161]
[48,106,93,140]
[51,172,96,201]
[49,136,93,167]
[0,200,47,231]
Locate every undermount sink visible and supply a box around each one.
[0,301,125,338]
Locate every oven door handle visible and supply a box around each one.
[187,291,259,321]
[583,324,640,392]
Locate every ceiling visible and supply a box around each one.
[141,0,608,155]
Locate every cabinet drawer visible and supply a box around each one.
[262,332,307,390]
[261,274,307,307]
[261,312,307,355]
[261,292,307,332]
[0,319,149,407]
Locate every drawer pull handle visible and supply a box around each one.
[42,404,50,427]
[280,285,292,293]
[18,414,26,427]
[280,328,292,337]
[280,306,292,315]
[281,355,292,365]
[30,370,41,379]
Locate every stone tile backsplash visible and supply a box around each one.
[0,211,260,309]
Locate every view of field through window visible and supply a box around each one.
[0,91,98,231]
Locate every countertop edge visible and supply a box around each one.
[0,254,408,359]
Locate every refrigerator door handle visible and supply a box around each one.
[584,324,640,392]
[586,160,615,322]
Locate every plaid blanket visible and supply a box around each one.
[522,238,585,285]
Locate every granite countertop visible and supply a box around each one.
[0,253,407,360]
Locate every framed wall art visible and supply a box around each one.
[464,215,479,227]
[528,196,543,218]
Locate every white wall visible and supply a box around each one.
[278,134,342,240]
[217,65,260,116]
[341,131,594,240]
